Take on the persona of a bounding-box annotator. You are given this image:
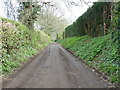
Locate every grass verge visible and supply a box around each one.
[59,34,120,85]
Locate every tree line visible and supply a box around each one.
[63,2,119,38]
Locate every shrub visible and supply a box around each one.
[0,17,51,75]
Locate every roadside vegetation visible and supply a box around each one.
[59,2,120,85]
[0,1,120,87]
[59,33,119,84]
[0,1,66,76]
[0,17,51,75]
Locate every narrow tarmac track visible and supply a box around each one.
[3,43,109,88]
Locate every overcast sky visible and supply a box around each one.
[53,0,94,24]
[0,0,97,24]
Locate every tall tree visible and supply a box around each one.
[18,2,41,30]
[4,0,18,20]
[64,2,112,38]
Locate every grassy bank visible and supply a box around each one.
[59,34,119,84]
[0,17,51,75]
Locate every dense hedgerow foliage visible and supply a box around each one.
[59,2,120,85]
[0,17,51,75]
[59,34,120,84]
[64,2,111,38]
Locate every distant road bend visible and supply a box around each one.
[3,43,109,88]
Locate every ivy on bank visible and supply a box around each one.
[59,34,120,84]
[0,17,51,75]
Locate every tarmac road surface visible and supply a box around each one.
[2,43,109,88]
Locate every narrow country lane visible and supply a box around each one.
[3,43,109,88]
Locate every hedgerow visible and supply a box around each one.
[0,17,51,75]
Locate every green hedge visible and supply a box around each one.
[0,17,51,75]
